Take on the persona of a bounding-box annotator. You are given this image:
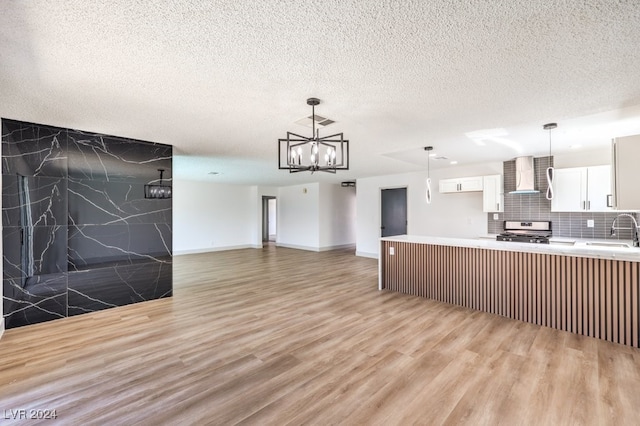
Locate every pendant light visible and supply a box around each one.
[277,98,349,174]
[424,146,433,204]
[144,169,172,199]
[543,123,557,200]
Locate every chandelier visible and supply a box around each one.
[278,98,349,173]
[144,168,172,199]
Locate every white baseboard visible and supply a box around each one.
[276,243,355,252]
[174,244,261,255]
[275,243,320,252]
[318,243,356,252]
[356,251,378,259]
[0,318,5,340]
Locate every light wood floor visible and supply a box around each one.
[1,246,640,425]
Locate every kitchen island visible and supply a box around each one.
[380,235,640,348]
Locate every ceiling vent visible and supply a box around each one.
[295,115,335,128]
[433,156,449,160]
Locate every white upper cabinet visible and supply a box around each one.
[482,175,504,212]
[459,176,484,192]
[439,179,461,193]
[551,165,612,212]
[612,134,640,210]
[587,165,613,211]
[551,168,587,212]
[439,176,484,193]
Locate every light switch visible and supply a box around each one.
[389,247,395,255]
[587,219,594,228]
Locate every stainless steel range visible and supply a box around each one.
[496,221,552,244]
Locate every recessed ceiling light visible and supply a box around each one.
[450,161,458,165]
[429,153,437,157]
[570,144,582,149]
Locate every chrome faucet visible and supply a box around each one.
[610,213,640,247]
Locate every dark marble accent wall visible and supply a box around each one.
[2,119,172,329]
[487,156,638,240]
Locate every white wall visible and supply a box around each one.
[254,186,278,247]
[173,179,257,254]
[276,182,357,251]
[173,181,356,254]
[277,183,320,250]
[319,183,356,249]
[355,162,502,258]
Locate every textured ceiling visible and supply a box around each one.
[1,1,640,185]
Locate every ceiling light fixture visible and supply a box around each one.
[424,146,433,204]
[543,122,557,200]
[278,98,349,174]
[144,169,172,199]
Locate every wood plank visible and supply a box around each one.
[2,246,639,423]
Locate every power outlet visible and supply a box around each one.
[587,219,594,228]
[389,247,395,256]
[493,213,499,221]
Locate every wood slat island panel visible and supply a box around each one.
[381,240,640,348]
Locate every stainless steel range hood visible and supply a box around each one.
[509,156,539,194]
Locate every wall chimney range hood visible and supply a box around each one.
[509,156,540,194]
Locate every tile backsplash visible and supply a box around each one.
[487,156,639,240]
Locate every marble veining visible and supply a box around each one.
[68,222,172,270]
[68,177,171,225]
[2,121,67,178]
[67,261,172,316]
[2,118,172,329]
[67,130,172,183]
[3,274,67,328]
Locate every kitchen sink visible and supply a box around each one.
[585,242,632,248]
[549,240,575,246]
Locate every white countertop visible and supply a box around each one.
[381,235,640,262]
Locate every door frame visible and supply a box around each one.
[380,185,409,237]
[261,196,276,243]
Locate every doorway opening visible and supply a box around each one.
[381,187,407,237]
[262,196,277,243]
